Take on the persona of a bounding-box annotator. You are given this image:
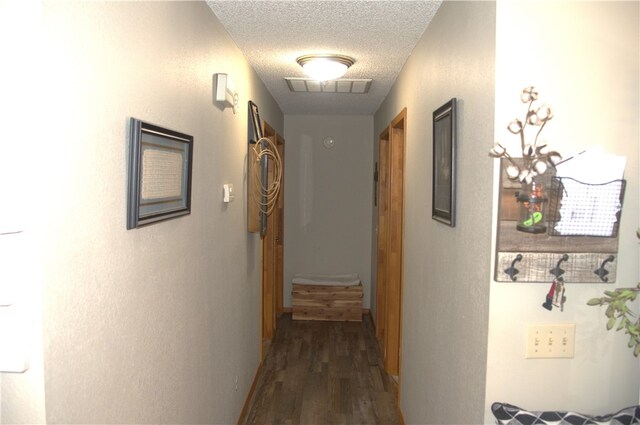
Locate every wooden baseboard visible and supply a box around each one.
[236,359,264,425]
[397,404,406,425]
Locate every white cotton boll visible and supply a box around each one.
[506,165,520,179]
[519,170,529,182]
[519,170,534,184]
[528,114,542,125]
[521,86,538,102]
[534,160,548,174]
[507,120,523,134]
[491,144,506,156]
[549,153,562,165]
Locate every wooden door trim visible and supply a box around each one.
[259,120,285,359]
[275,135,285,317]
[375,129,390,349]
[260,121,278,359]
[375,107,406,397]
[387,107,406,379]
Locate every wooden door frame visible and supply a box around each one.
[260,121,284,359]
[375,108,406,386]
[274,136,285,317]
[376,129,390,348]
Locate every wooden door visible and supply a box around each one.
[375,109,406,379]
[275,139,285,317]
[261,121,285,359]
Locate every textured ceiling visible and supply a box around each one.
[206,1,442,115]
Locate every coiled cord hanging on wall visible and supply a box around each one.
[251,136,282,216]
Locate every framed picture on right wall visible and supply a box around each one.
[432,98,457,226]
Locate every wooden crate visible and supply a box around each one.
[292,283,363,322]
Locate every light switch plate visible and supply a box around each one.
[223,184,235,203]
[0,306,30,373]
[525,323,575,359]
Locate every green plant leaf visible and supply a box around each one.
[605,305,614,318]
[617,318,628,331]
[590,282,640,358]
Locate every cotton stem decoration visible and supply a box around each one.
[489,86,562,183]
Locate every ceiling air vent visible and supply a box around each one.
[285,78,372,94]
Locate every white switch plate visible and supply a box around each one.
[0,306,30,373]
[525,323,575,359]
[223,184,235,203]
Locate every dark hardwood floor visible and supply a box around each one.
[243,314,401,425]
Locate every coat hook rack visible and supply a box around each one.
[550,254,569,278]
[504,254,523,281]
[594,255,615,282]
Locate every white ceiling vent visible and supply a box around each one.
[285,78,372,94]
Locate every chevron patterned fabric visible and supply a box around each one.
[491,402,640,425]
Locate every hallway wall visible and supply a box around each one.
[485,1,639,421]
[373,1,496,423]
[1,2,282,423]
[283,115,374,308]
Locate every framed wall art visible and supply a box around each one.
[432,98,457,227]
[127,118,193,229]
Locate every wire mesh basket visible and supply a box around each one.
[547,177,626,237]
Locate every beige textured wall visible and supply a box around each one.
[283,115,374,308]
[2,2,282,423]
[485,1,639,421]
[373,2,496,423]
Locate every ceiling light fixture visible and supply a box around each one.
[296,54,355,81]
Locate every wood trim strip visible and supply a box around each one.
[397,405,406,425]
[236,359,264,425]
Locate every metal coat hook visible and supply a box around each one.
[504,254,523,281]
[594,255,615,282]
[550,254,569,278]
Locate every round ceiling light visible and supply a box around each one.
[296,54,355,81]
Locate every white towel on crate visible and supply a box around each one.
[292,273,361,286]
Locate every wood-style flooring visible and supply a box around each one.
[242,314,401,425]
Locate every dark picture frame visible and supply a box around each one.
[248,100,267,237]
[127,118,193,229]
[432,98,457,226]
[249,100,263,142]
